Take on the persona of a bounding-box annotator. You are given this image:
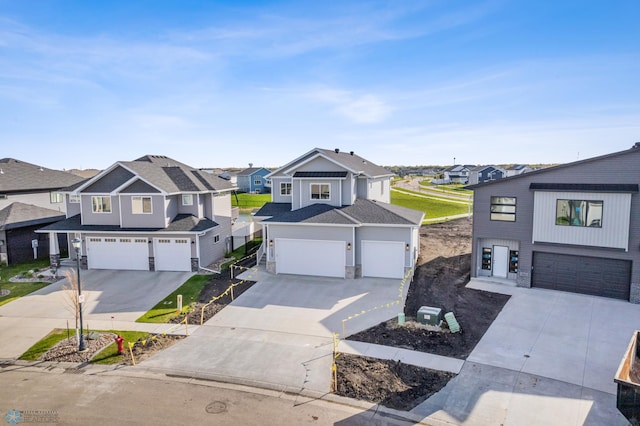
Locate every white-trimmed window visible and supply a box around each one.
[69,194,81,203]
[311,183,330,200]
[214,234,220,244]
[182,194,193,206]
[280,182,292,196]
[132,196,152,214]
[50,192,63,203]
[91,196,111,213]
[254,177,262,185]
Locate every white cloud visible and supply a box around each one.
[307,88,392,124]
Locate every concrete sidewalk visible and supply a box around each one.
[338,340,464,374]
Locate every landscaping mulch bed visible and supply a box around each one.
[119,334,185,366]
[170,269,257,325]
[335,354,455,411]
[40,333,117,363]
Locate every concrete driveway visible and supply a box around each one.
[0,267,192,358]
[409,279,636,425]
[140,268,411,394]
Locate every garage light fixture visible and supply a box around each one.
[347,243,351,250]
[269,240,273,247]
[0,239,4,246]
[405,244,410,251]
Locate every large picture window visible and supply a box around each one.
[490,196,516,221]
[132,196,152,214]
[91,196,111,213]
[311,183,330,200]
[280,182,292,195]
[556,199,603,227]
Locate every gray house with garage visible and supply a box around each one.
[38,155,236,272]
[468,142,640,303]
[255,148,424,279]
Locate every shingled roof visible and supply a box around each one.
[262,199,423,226]
[78,155,236,194]
[0,158,84,193]
[38,213,218,233]
[0,202,65,230]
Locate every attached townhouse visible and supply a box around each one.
[468,143,640,303]
[0,158,83,264]
[254,148,424,279]
[38,155,236,272]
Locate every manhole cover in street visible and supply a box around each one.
[206,401,227,414]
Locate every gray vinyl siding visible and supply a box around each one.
[296,156,345,172]
[271,177,293,203]
[266,224,354,267]
[0,192,66,213]
[198,228,225,267]
[65,195,81,217]
[203,193,212,220]
[356,226,412,267]
[83,166,134,193]
[471,147,640,302]
[176,194,200,216]
[341,174,357,205]
[296,179,342,208]
[119,194,166,228]
[80,194,120,225]
[165,196,177,225]
[212,193,232,222]
[356,177,368,199]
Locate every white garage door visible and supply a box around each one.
[87,237,149,270]
[154,238,192,272]
[362,240,405,279]
[276,239,345,278]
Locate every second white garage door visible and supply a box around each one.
[276,239,345,278]
[362,240,405,279]
[87,237,149,270]
[154,238,192,272]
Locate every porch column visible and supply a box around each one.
[49,232,60,268]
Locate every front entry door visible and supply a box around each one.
[492,246,509,278]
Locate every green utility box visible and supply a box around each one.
[417,306,443,326]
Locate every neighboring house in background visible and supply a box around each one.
[0,158,84,265]
[255,148,424,279]
[468,143,640,303]
[467,165,506,185]
[505,164,532,177]
[236,165,271,193]
[38,155,236,272]
[443,165,472,184]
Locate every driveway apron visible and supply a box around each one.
[139,269,411,394]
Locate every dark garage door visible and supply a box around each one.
[532,252,631,300]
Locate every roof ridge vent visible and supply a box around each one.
[334,148,340,153]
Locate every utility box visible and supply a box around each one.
[417,306,443,326]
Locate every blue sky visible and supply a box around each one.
[1,1,639,170]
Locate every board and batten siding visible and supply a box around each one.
[475,238,520,280]
[532,191,631,250]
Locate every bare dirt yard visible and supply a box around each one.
[336,218,511,410]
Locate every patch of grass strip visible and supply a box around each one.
[391,191,469,220]
[135,275,211,323]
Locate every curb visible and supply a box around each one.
[0,358,439,426]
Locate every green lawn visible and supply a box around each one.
[135,275,211,323]
[0,258,52,307]
[232,193,271,209]
[391,190,470,220]
[418,181,473,195]
[19,328,150,365]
